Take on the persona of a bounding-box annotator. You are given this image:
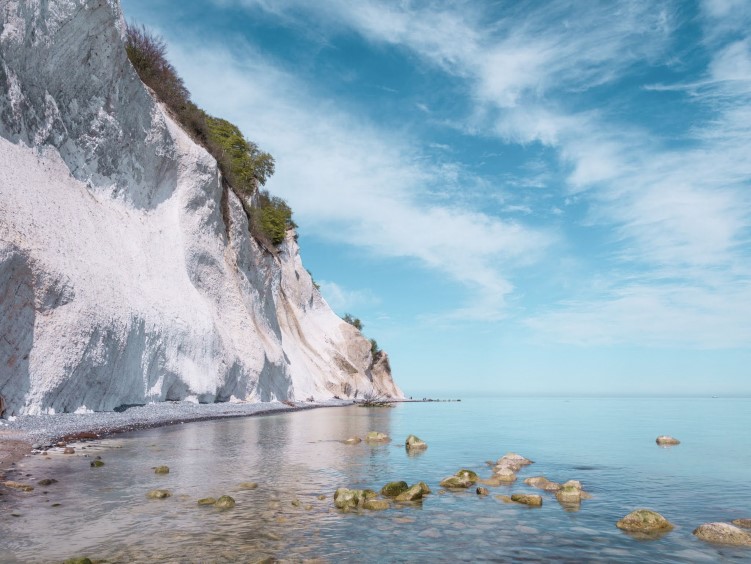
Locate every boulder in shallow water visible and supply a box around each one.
[693,523,751,546]
[363,499,390,511]
[90,460,104,468]
[656,436,680,446]
[476,487,489,496]
[63,447,75,455]
[363,489,379,500]
[334,488,365,509]
[146,489,171,499]
[405,435,428,450]
[492,467,517,483]
[381,481,409,497]
[154,466,169,474]
[197,497,217,505]
[439,476,473,489]
[365,431,390,443]
[496,453,533,470]
[555,480,591,505]
[37,478,57,486]
[616,509,673,533]
[238,482,258,490]
[524,476,561,491]
[510,494,543,507]
[416,481,432,495]
[455,469,478,483]
[343,436,362,445]
[732,519,751,529]
[395,484,424,502]
[214,495,236,509]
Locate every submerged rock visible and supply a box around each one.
[381,481,409,497]
[197,497,217,505]
[365,431,390,443]
[37,479,58,486]
[510,494,543,507]
[90,460,105,468]
[693,523,751,546]
[343,436,362,445]
[492,468,517,483]
[146,489,171,499]
[363,499,390,511]
[524,476,561,491]
[416,481,432,495]
[616,509,673,533]
[3,481,33,492]
[363,489,379,500]
[476,487,489,496]
[405,435,428,450]
[495,495,513,503]
[732,519,751,529]
[154,466,169,474]
[238,482,258,490]
[214,495,236,509]
[656,436,680,446]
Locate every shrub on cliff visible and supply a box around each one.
[125,24,285,246]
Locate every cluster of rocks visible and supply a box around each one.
[613,509,751,546]
[334,480,431,512]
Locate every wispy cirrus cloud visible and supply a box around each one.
[217,0,751,346]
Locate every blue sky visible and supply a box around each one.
[120,0,751,397]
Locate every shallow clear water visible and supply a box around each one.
[2,398,751,563]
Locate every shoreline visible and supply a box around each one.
[0,399,360,467]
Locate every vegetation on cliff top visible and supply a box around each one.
[124,24,293,247]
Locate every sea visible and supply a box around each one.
[1,397,750,563]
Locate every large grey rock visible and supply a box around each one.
[693,523,751,546]
[616,509,673,533]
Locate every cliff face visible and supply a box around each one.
[0,0,402,416]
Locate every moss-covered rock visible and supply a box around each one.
[394,484,424,502]
[89,460,105,468]
[439,476,473,489]
[456,469,478,482]
[197,497,217,505]
[405,435,428,450]
[510,494,543,507]
[334,488,365,510]
[363,499,390,511]
[416,482,432,495]
[693,523,751,546]
[214,495,236,509]
[146,489,171,499]
[381,481,409,497]
[363,489,379,500]
[238,482,258,490]
[492,468,517,483]
[154,466,169,474]
[37,478,58,486]
[616,509,674,533]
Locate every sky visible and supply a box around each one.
[120,0,751,397]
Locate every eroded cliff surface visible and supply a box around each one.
[0,0,402,416]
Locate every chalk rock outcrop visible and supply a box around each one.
[0,0,402,416]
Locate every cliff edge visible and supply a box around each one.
[0,0,402,416]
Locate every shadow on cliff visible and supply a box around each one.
[0,245,34,417]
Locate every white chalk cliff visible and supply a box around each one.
[0,0,402,416]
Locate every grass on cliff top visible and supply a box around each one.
[124,24,293,247]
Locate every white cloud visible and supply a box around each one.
[164,40,550,321]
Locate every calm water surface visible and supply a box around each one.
[2,398,750,562]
